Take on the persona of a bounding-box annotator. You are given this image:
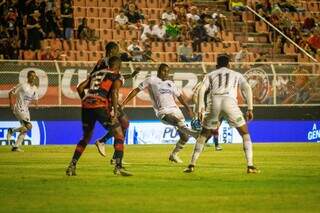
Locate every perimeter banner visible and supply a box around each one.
[0,120,319,145]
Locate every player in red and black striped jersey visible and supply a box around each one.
[66,56,132,176]
[92,42,139,164]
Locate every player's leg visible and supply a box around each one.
[12,121,32,152]
[212,128,222,151]
[184,97,221,173]
[66,108,95,176]
[9,111,31,151]
[169,130,189,163]
[97,109,132,176]
[223,98,259,173]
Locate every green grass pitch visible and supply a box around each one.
[0,143,319,212]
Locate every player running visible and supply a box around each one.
[66,56,132,176]
[184,54,260,174]
[7,70,39,152]
[121,63,198,163]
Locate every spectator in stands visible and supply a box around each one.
[141,20,157,42]
[115,10,129,30]
[255,0,272,13]
[0,26,19,59]
[5,7,19,39]
[61,1,73,40]
[122,0,139,14]
[204,19,221,42]
[165,20,181,41]
[77,18,98,41]
[127,38,144,62]
[177,42,202,62]
[212,9,227,30]
[200,8,212,22]
[234,49,248,69]
[40,46,54,60]
[142,44,156,62]
[301,15,316,34]
[176,7,188,25]
[230,0,246,12]
[186,6,200,24]
[125,3,144,26]
[190,20,207,52]
[305,30,320,55]
[44,8,61,38]
[161,7,177,23]
[26,10,44,50]
[153,20,167,41]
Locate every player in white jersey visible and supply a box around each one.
[184,54,260,174]
[7,71,39,152]
[121,63,198,163]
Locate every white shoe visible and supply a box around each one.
[95,140,106,157]
[12,147,24,152]
[169,154,183,163]
[215,145,223,151]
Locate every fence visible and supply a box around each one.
[0,60,319,107]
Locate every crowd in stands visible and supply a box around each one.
[0,0,320,62]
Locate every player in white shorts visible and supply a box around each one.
[121,63,198,163]
[7,71,39,152]
[184,54,260,174]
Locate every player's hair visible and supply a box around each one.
[158,63,169,73]
[105,41,119,55]
[216,54,230,68]
[108,56,122,69]
[27,70,36,77]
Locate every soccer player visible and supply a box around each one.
[121,63,198,163]
[66,56,132,176]
[92,41,139,164]
[192,77,222,151]
[184,54,260,174]
[7,70,39,152]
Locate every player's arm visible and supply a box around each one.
[76,78,91,99]
[121,87,141,107]
[8,84,21,111]
[111,79,123,118]
[177,95,194,119]
[123,67,141,80]
[240,81,254,121]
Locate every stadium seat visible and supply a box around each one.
[164,42,176,52]
[255,21,268,33]
[203,53,214,62]
[287,12,300,22]
[100,18,113,29]
[307,2,319,12]
[212,43,224,53]
[49,39,63,50]
[76,51,89,61]
[242,12,254,22]
[87,18,100,29]
[283,43,296,54]
[153,52,166,62]
[201,43,213,52]
[298,54,311,63]
[73,0,85,7]
[221,31,234,41]
[159,0,169,8]
[112,8,120,18]
[100,29,113,41]
[112,30,126,40]
[165,52,177,62]
[88,51,103,61]
[74,39,88,51]
[151,42,164,52]
[66,51,77,61]
[62,40,75,51]
[136,0,147,8]
[147,0,158,8]
[86,7,99,17]
[74,7,86,17]
[148,9,160,19]
[86,0,98,7]
[111,0,123,7]
[23,50,36,60]
[98,0,110,7]
[126,31,138,40]
[88,41,102,51]
[99,7,112,18]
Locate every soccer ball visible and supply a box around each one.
[191,118,202,131]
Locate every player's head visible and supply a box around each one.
[216,54,230,69]
[157,63,170,80]
[27,70,37,85]
[105,41,119,57]
[108,56,122,72]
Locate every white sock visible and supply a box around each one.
[190,135,206,165]
[243,134,253,166]
[15,133,26,148]
[172,140,185,155]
